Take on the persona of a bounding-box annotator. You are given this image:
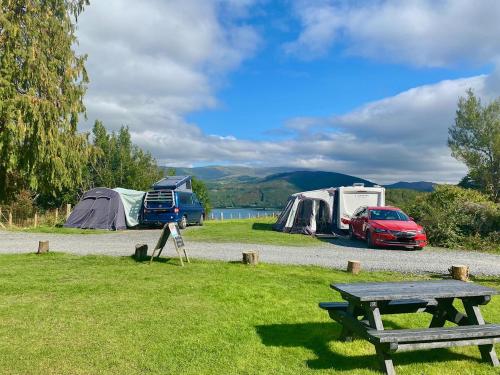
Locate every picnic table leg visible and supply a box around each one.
[429,298,454,328]
[339,302,356,342]
[462,298,499,367]
[365,302,396,375]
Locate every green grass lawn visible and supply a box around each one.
[8,225,110,234]
[0,253,499,374]
[184,218,328,246]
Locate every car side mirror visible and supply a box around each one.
[409,216,414,221]
[341,218,351,225]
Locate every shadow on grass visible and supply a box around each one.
[129,255,177,264]
[252,223,274,231]
[255,322,482,371]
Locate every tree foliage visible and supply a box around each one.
[449,90,500,201]
[0,0,91,203]
[406,185,499,251]
[88,120,163,191]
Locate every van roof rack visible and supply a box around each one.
[152,176,192,191]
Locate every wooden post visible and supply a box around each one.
[34,212,38,228]
[347,260,361,275]
[221,212,224,221]
[242,251,259,265]
[66,204,71,219]
[8,211,13,227]
[37,241,49,254]
[134,243,148,260]
[55,208,59,222]
[449,265,469,281]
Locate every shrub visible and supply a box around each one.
[9,190,35,220]
[406,185,500,250]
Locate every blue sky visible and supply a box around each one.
[76,0,500,183]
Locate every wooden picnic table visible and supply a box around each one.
[319,280,500,374]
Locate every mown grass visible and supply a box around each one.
[8,225,111,234]
[0,253,499,374]
[184,217,328,246]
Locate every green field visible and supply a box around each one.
[9,225,110,234]
[184,217,328,246]
[0,253,499,374]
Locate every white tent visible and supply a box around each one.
[112,188,145,227]
[273,188,335,235]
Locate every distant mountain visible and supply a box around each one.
[263,171,376,191]
[159,165,436,208]
[206,170,377,208]
[161,165,295,181]
[384,181,436,192]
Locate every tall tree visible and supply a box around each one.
[89,121,163,191]
[449,90,500,201]
[0,0,90,203]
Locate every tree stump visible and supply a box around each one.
[37,241,49,254]
[449,265,469,281]
[242,251,259,265]
[134,243,148,260]
[347,260,361,275]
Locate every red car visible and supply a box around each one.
[346,206,427,250]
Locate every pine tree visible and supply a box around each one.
[0,0,90,203]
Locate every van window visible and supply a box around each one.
[178,193,191,205]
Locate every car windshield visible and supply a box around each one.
[369,209,409,221]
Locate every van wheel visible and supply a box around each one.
[179,216,187,229]
[198,214,204,226]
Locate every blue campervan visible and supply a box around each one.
[140,176,204,229]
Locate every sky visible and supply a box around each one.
[75,0,500,184]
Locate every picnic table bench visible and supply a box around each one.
[319,280,500,374]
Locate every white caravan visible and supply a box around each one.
[333,184,385,230]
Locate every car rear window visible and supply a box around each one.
[369,209,409,221]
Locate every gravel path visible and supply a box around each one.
[1,229,499,276]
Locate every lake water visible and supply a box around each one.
[209,208,281,220]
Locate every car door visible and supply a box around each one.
[191,193,203,221]
[353,207,367,237]
[350,207,362,236]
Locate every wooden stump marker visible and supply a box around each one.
[242,251,259,265]
[37,241,49,254]
[134,243,148,260]
[347,260,361,275]
[449,265,469,281]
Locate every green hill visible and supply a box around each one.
[160,166,434,208]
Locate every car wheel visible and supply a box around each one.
[349,225,356,239]
[366,231,375,248]
[179,216,187,229]
[198,214,204,226]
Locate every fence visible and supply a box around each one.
[0,204,72,229]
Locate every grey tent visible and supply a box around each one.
[64,188,127,230]
[273,188,335,235]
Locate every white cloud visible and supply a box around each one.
[75,0,500,184]
[77,0,260,133]
[285,0,500,66]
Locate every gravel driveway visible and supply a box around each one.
[1,229,499,276]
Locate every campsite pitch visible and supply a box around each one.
[0,253,498,374]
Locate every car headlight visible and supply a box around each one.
[374,228,389,233]
[417,228,426,234]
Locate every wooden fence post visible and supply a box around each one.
[8,211,13,227]
[34,212,38,228]
[449,265,469,281]
[55,208,59,222]
[221,212,224,221]
[347,260,361,275]
[66,204,71,219]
